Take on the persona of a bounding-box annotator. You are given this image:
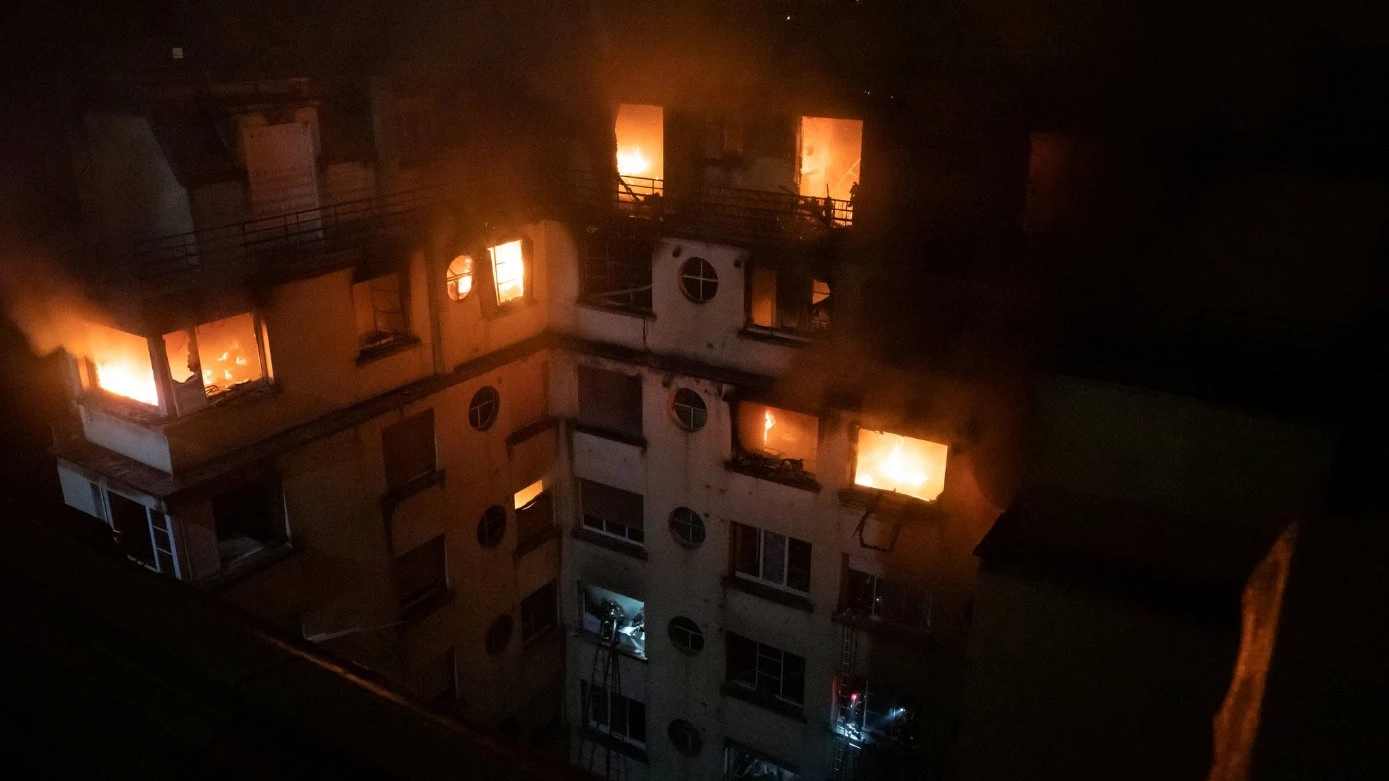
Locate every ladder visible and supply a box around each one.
[829,621,861,780]
[577,602,626,781]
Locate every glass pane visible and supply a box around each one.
[762,531,786,585]
[787,538,811,592]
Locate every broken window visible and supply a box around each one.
[737,402,819,476]
[514,478,554,550]
[577,366,643,438]
[488,239,526,305]
[106,490,158,569]
[445,254,475,301]
[353,270,410,352]
[748,264,832,336]
[579,479,644,545]
[160,312,270,414]
[382,410,436,491]
[210,478,283,567]
[725,632,806,707]
[842,565,931,627]
[581,681,647,747]
[520,580,558,643]
[725,742,799,781]
[88,323,158,407]
[393,534,446,615]
[579,229,653,312]
[799,116,862,225]
[615,103,664,203]
[579,582,646,659]
[853,429,949,503]
[731,521,812,593]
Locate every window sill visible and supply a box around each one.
[572,527,648,560]
[356,336,422,366]
[722,575,814,613]
[720,683,807,723]
[506,416,558,448]
[514,524,561,559]
[724,460,821,494]
[833,608,934,646]
[577,299,656,320]
[198,539,296,592]
[381,469,446,515]
[578,727,650,763]
[572,422,648,450]
[577,630,648,663]
[738,326,822,347]
[400,588,456,627]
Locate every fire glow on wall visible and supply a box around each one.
[854,429,948,502]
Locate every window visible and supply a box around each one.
[798,116,862,224]
[581,230,653,311]
[580,583,646,659]
[476,504,507,548]
[669,507,706,547]
[393,535,446,615]
[106,491,165,572]
[844,566,931,627]
[748,265,832,335]
[445,254,475,301]
[737,403,819,475]
[515,479,554,549]
[668,720,703,757]
[679,257,718,303]
[853,429,949,502]
[424,647,456,706]
[162,312,269,413]
[668,617,704,654]
[520,580,558,643]
[210,479,283,566]
[381,410,436,491]
[577,366,643,438]
[468,385,500,431]
[615,103,664,202]
[725,742,799,781]
[485,615,513,655]
[725,632,806,708]
[488,239,526,305]
[732,522,811,593]
[582,681,647,748]
[87,323,158,406]
[353,271,409,351]
[671,387,708,431]
[580,479,644,545]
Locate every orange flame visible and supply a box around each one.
[89,323,158,406]
[854,429,948,502]
[763,409,775,446]
[617,147,650,177]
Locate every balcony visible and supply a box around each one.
[108,185,445,297]
[572,169,852,246]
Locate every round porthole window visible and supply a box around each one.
[679,257,718,303]
[468,386,500,431]
[446,254,475,301]
[477,504,507,548]
[671,388,707,431]
[485,614,513,655]
[669,507,706,547]
[668,616,705,654]
[668,719,703,757]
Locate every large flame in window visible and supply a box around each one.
[615,103,664,202]
[854,429,948,502]
[489,240,525,304]
[89,323,158,406]
[195,313,263,395]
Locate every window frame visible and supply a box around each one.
[668,719,703,757]
[476,504,507,549]
[487,238,530,308]
[670,387,708,431]
[392,534,448,617]
[381,410,438,492]
[668,616,705,654]
[731,521,812,594]
[668,506,706,548]
[581,680,647,748]
[725,632,806,708]
[519,580,558,644]
[445,253,476,301]
[468,385,501,432]
[352,267,412,354]
[843,565,931,628]
[678,257,718,303]
[579,479,645,546]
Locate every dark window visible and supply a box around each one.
[671,388,708,431]
[679,257,718,303]
[748,264,832,335]
[520,581,558,643]
[578,366,643,438]
[210,479,282,565]
[353,271,409,351]
[582,681,646,747]
[844,567,928,626]
[468,386,500,431]
[382,410,436,490]
[581,230,654,311]
[107,491,156,568]
[515,484,554,549]
[724,742,798,781]
[731,522,811,593]
[668,617,705,654]
[580,480,645,544]
[668,719,703,757]
[393,535,446,614]
[669,507,706,547]
[476,504,507,548]
[485,615,513,655]
[726,632,805,706]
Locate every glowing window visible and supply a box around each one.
[195,313,264,396]
[489,240,525,305]
[445,254,474,301]
[738,402,819,475]
[580,583,646,659]
[615,103,664,201]
[671,388,707,431]
[799,116,863,204]
[514,479,545,510]
[679,257,718,303]
[854,429,949,502]
[88,323,158,406]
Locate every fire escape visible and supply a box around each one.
[577,599,630,781]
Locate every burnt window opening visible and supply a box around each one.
[579,479,644,545]
[841,564,932,629]
[353,268,410,353]
[748,262,832,337]
[615,103,664,205]
[580,230,653,313]
[393,534,447,616]
[485,614,513,655]
[668,616,704,655]
[476,504,507,548]
[734,402,820,481]
[86,323,159,408]
[668,719,703,757]
[679,257,718,303]
[671,387,708,431]
[468,386,500,431]
[210,478,284,566]
[853,429,949,503]
[731,521,812,594]
[514,479,554,550]
[725,632,806,708]
[382,410,437,491]
[162,311,271,414]
[798,115,862,226]
[581,681,647,748]
[580,583,646,659]
[106,490,159,571]
[669,506,706,547]
[520,580,558,643]
[577,366,643,439]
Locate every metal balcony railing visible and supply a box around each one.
[125,184,445,294]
